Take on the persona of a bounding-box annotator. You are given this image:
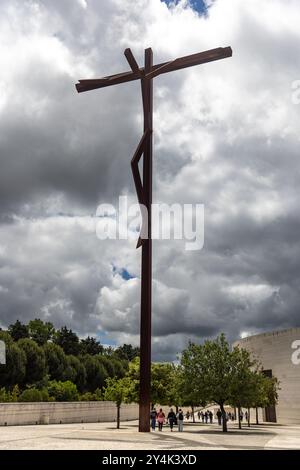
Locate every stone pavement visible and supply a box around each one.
[0,421,300,450]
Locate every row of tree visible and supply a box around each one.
[4,319,139,359]
[0,319,140,394]
[105,334,279,431]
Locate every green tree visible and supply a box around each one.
[151,362,178,406]
[44,342,67,381]
[227,347,258,429]
[83,355,108,391]
[80,336,103,355]
[114,344,140,362]
[0,330,13,346]
[54,326,80,355]
[104,377,131,429]
[180,334,259,432]
[123,357,177,407]
[123,357,139,403]
[48,380,79,401]
[97,355,116,378]
[0,342,26,387]
[8,320,29,341]
[28,319,55,345]
[64,355,86,392]
[251,374,279,424]
[18,338,46,385]
[110,358,126,379]
[177,364,204,419]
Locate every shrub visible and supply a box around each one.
[48,380,79,401]
[0,387,9,402]
[19,388,42,402]
[11,384,20,402]
[80,392,94,401]
[80,388,103,401]
[40,388,49,401]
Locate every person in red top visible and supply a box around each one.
[156,408,165,431]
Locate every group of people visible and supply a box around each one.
[150,408,241,431]
[196,410,213,423]
[150,408,184,432]
[150,407,241,430]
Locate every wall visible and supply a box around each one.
[0,401,139,426]
[234,327,300,425]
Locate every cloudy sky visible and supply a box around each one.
[0,0,300,361]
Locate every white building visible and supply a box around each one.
[234,327,300,424]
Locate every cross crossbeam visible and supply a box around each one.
[75,45,232,433]
[75,47,232,92]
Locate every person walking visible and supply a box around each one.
[216,409,222,425]
[209,411,213,424]
[177,409,184,432]
[157,409,165,431]
[204,411,208,423]
[150,408,157,431]
[197,411,201,421]
[167,408,176,432]
[201,411,205,423]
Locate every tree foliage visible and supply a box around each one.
[44,342,67,381]
[104,377,131,428]
[114,344,140,362]
[82,355,108,392]
[80,336,103,355]
[179,334,276,432]
[18,338,46,385]
[0,343,26,387]
[53,326,80,356]
[48,380,79,401]
[28,319,55,346]
[64,355,87,392]
[8,320,29,341]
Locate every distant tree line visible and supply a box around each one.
[0,319,139,402]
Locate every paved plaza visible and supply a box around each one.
[0,421,300,450]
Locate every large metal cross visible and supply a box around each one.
[75,45,232,432]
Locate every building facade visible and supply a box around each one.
[234,328,300,424]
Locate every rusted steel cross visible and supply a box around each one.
[75,45,232,432]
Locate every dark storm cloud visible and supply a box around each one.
[0,0,149,219]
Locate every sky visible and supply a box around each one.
[1,0,300,361]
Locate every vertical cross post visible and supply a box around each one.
[75,44,232,433]
[139,48,153,432]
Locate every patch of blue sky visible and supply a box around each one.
[161,0,209,15]
[112,265,135,280]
